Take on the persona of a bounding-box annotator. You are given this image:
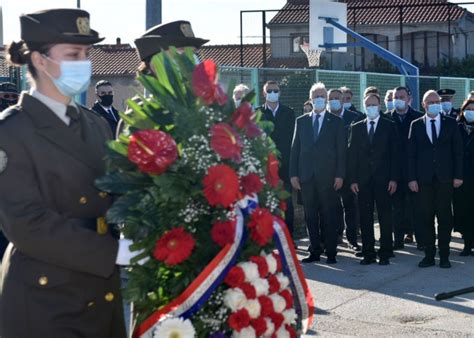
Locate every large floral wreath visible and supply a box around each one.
[96,48,313,338]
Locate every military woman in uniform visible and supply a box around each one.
[0,9,130,338]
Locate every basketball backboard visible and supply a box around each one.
[309,0,347,52]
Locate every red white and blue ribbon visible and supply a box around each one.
[273,217,314,334]
[134,209,245,338]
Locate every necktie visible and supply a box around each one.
[108,108,117,122]
[313,114,321,142]
[398,114,405,122]
[66,106,82,138]
[430,119,437,143]
[368,121,375,144]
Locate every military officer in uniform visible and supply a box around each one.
[437,88,460,118]
[0,82,19,112]
[0,9,140,338]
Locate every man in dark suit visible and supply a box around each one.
[408,90,464,268]
[388,86,424,249]
[340,86,362,114]
[91,80,120,134]
[348,93,399,265]
[328,88,360,251]
[437,88,460,119]
[290,82,346,264]
[257,80,296,236]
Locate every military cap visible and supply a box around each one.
[134,20,209,61]
[437,88,456,97]
[0,83,18,93]
[20,9,104,45]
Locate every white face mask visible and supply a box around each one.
[234,99,242,107]
[44,56,92,97]
[365,106,380,120]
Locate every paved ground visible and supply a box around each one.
[297,230,474,337]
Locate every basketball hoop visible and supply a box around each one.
[300,43,322,68]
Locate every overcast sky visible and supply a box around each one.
[2,0,473,46]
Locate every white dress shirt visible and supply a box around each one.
[311,110,325,135]
[100,104,117,122]
[424,114,441,143]
[265,103,280,117]
[31,89,77,126]
[366,115,380,133]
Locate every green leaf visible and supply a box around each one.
[107,140,128,156]
[95,171,152,194]
[106,191,144,224]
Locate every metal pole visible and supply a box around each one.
[448,3,452,66]
[399,6,403,59]
[353,8,357,70]
[262,11,267,68]
[240,11,244,68]
[77,0,80,8]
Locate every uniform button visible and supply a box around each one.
[38,276,48,286]
[105,292,114,302]
[87,301,95,307]
[79,196,88,204]
[99,191,108,198]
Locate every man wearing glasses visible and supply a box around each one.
[257,80,296,239]
[0,82,19,112]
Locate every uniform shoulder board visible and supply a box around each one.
[0,106,21,123]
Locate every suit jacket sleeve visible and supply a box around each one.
[389,122,401,182]
[407,121,417,182]
[452,121,463,180]
[0,128,118,279]
[335,118,346,179]
[289,119,300,178]
[347,124,357,184]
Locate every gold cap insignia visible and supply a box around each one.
[76,17,90,35]
[180,23,195,38]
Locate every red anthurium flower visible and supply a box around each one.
[128,130,178,175]
[245,122,262,138]
[241,173,264,196]
[192,60,227,106]
[203,164,240,208]
[232,102,253,129]
[228,308,251,332]
[210,123,242,162]
[266,153,280,187]
[153,227,195,266]
[248,208,274,246]
[211,219,236,247]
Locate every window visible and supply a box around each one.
[292,35,310,54]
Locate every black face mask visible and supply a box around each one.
[99,94,114,107]
[0,99,17,111]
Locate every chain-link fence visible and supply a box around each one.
[219,66,474,115]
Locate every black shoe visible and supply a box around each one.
[355,251,364,257]
[404,234,414,243]
[351,244,361,252]
[360,257,376,265]
[393,242,404,250]
[379,258,390,265]
[439,258,451,268]
[326,257,337,264]
[460,247,472,256]
[416,244,425,251]
[301,254,320,263]
[418,257,435,268]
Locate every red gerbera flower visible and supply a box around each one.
[203,164,240,208]
[153,227,195,266]
[251,317,268,337]
[241,173,264,196]
[210,123,242,162]
[238,282,257,299]
[266,153,280,188]
[211,219,236,247]
[192,60,227,106]
[127,130,178,175]
[224,266,246,288]
[228,308,251,332]
[279,289,294,309]
[248,208,274,246]
[268,275,280,294]
[249,256,269,278]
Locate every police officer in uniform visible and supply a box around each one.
[0,9,140,338]
[0,82,19,112]
[437,88,460,119]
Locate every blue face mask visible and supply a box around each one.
[427,103,441,116]
[313,97,326,111]
[365,106,380,120]
[266,92,279,103]
[464,110,474,123]
[343,102,352,110]
[329,99,342,112]
[44,56,92,97]
[386,101,394,111]
[394,99,406,111]
[441,101,452,112]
